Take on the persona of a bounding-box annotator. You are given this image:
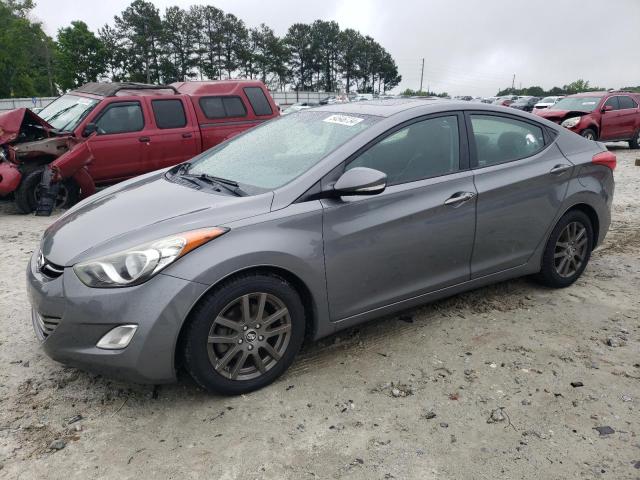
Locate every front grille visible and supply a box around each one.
[37,253,64,279]
[34,310,61,339]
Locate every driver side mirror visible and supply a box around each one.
[82,122,98,137]
[332,167,387,196]
[601,105,614,113]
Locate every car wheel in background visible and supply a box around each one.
[629,129,640,149]
[535,210,593,288]
[580,129,597,141]
[182,273,306,395]
[14,168,79,214]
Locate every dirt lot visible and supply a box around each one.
[0,146,638,480]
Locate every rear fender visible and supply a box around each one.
[0,161,22,195]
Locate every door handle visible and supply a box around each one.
[549,164,571,175]
[139,136,151,143]
[444,191,476,206]
[182,133,193,138]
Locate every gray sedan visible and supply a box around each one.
[27,99,615,394]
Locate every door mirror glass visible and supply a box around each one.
[333,167,387,196]
[82,122,98,137]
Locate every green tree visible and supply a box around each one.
[55,21,105,91]
[219,13,248,79]
[284,23,313,90]
[98,24,127,81]
[159,6,198,82]
[114,0,163,83]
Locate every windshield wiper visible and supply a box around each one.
[182,173,247,197]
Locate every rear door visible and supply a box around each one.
[145,97,199,172]
[322,113,477,320]
[85,99,149,182]
[615,95,640,138]
[467,112,571,278]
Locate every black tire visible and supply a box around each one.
[580,128,597,141]
[182,273,306,395]
[14,168,79,214]
[629,129,640,149]
[535,210,593,288]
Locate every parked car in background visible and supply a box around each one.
[281,102,319,115]
[28,99,615,394]
[492,95,517,106]
[535,91,640,147]
[0,80,279,213]
[534,96,564,110]
[482,97,498,104]
[509,96,541,112]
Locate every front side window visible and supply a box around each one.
[603,96,620,110]
[618,96,638,110]
[152,99,187,129]
[348,115,460,185]
[95,102,144,134]
[470,115,545,167]
[199,96,247,119]
[187,111,379,191]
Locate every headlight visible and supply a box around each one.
[561,117,582,128]
[73,227,228,288]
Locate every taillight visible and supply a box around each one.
[592,151,616,170]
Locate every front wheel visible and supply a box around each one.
[14,168,79,214]
[535,210,593,288]
[182,273,306,395]
[629,129,640,149]
[580,128,597,141]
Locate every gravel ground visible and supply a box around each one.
[0,146,638,480]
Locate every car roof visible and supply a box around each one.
[172,80,267,95]
[314,98,447,117]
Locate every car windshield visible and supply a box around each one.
[551,96,601,112]
[38,94,99,131]
[187,110,380,191]
[539,97,558,103]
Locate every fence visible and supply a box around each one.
[0,91,337,112]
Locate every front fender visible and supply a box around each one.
[0,161,21,195]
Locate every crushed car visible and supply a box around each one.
[0,80,279,214]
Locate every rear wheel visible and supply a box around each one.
[629,129,640,149]
[535,210,593,288]
[581,128,597,141]
[182,273,306,395]
[14,168,79,214]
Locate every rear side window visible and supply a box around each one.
[199,96,247,119]
[603,96,620,110]
[95,102,144,134]
[243,87,273,116]
[470,115,545,167]
[152,99,187,129]
[618,96,638,110]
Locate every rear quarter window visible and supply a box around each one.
[151,99,187,129]
[199,96,247,119]
[243,87,273,116]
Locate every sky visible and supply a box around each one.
[31,0,640,97]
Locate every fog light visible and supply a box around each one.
[96,325,138,350]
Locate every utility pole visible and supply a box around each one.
[511,74,515,91]
[419,58,425,92]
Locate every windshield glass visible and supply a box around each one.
[38,94,99,131]
[188,111,379,191]
[551,96,601,112]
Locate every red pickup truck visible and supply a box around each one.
[0,80,279,213]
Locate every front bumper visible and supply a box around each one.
[26,252,209,384]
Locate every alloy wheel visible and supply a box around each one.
[553,221,588,278]
[206,292,291,380]
[582,131,595,140]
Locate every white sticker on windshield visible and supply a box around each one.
[582,101,596,105]
[323,114,364,127]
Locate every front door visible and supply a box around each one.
[322,113,477,321]
[86,100,148,183]
[466,112,571,278]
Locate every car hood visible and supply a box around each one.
[0,108,52,145]
[41,171,274,266]
[535,109,587,120]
